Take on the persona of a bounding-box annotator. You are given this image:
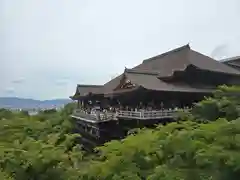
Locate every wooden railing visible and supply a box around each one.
[72,109,116,121]
[142,110,174,119]
[117,109,179,119]
[73,108,190,121]
[117,111,142,119]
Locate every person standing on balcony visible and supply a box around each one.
[160,102,164,110]
[95,106,101,120]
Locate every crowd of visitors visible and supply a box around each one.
[75,101,191,121]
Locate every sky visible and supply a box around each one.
[1,0,240,100]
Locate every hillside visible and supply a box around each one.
[0,85,239,180]
[0,97,72,109]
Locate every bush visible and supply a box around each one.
[189,85,240,122]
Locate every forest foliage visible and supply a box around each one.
[0,85,239,180]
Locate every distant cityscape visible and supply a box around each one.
[9,107,64,116]
[0,97,72,112]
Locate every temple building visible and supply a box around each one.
[70,45,240,150]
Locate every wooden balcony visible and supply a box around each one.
[71,109,116,123]
[72,108,190,122]
[117,109,179,120]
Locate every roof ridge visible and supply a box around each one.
[227,62,240,67]
[77,84,103,87]
[220,56,240,62]
[125,68,159,75]
[189,50,240,75]
[142,44,190,63]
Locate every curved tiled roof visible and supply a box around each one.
[137,45,240,78]
[70,84,103,99]
[124,72,214,93]
[72,45,240,97]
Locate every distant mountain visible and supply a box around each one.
[0,97,72,109]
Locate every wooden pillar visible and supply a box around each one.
[82,100,85,109]
[80,100,82,108]
[96,128,100,138]
[90,127,93,135]
[77,100,80,108]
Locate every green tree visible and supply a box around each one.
[0,106,83,180]
[0,86,239,180]
[79,119,240,180]
[180,85,240,122]
[61,102,77,116]
[79,86,240,180]
[0,108,14,120]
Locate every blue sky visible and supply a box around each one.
[1,0,240,100]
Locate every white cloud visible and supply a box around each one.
[55,78,69,86]
[4,87,15,95]
[11,78,25,84]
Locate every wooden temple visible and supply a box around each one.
[70,45,240,150]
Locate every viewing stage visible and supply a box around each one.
[70,44,240,150]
